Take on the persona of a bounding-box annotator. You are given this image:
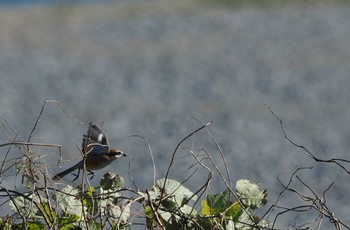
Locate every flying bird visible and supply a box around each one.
[52,123,126,181]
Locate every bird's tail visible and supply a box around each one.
[52,162,81,181]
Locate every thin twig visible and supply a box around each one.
[157,121,212,211]
[0,142,61,148]
[268,106,350,173]
[129,134,156,187]
[193,118,232,189]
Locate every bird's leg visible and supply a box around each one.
[72,169,94,181]
[88,170,94,180]
[72,168,81,181]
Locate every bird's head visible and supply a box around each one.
[107,148,127,159]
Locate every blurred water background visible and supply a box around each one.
[0,0,350,228]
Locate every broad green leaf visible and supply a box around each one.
[236,179,267,209]
[38,201,56,225]
[158,209,172,222]
[60,224,76,230]
[180,204,197,217]
[56,185,86,217]
[99,186,121,209]
[145,190,157,201]
[99,174,123,212]
[100,172,124,190]
[144,206,153,218]
[59,214,80,230]
[87,186,95,197]
[235,211,258,230]
[9,194,44,219]
[155,178,197,207]
[145,206,157,229]
[201,199,211,216]
[196,215,213,229]
[85,222,101,230]
[16,222,45,230]
[201,190,236,216]
[107,203,130,223]
[157,204,197,229]
[205,189,230,214]
[226,201,242,219]
[0,218,12,230]
[226,219,235,230]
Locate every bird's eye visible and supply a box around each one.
[110,152,119,156]
[107,148,126,158]
[108,149,126,157]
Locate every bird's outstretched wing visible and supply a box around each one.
[82,123,109,155]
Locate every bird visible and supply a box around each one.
[52,122,126,181]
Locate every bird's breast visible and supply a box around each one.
[84,155,116,170]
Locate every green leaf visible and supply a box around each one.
[236,179,267,209]
[59,214,80,228]
[144,206,153,218]
[0,218,12,230]
[38,201,56,225]
[200,199,211,216]
[158,209,172,222]
[196,216,212,230]
[59,213,82,230]
[226,219,235,230]
[99,186,122,212]
[204,189,230,215]
[9,194,44,219]
[87,222,101,230]
[16,221,45,230]
[155,178,197,207]
[56,185,86,217]
[226,201,242,219]
[100,172,124,190]
[145,206,157,229]
[107,203,130,223]
[180,204,197,217]
[235,211,257,230]
[84,186,99,215]
[87,186,95,197]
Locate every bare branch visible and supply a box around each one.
[0,141,61,148]
[157,121,212,211]
[268,106,350,173]
[129,134,156,187]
